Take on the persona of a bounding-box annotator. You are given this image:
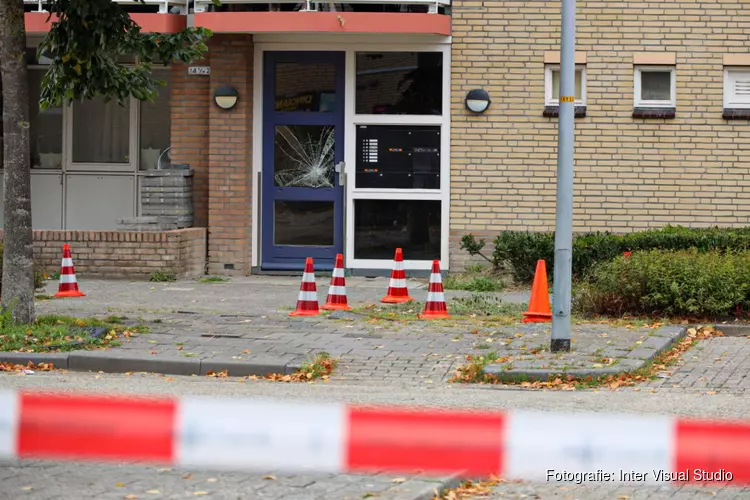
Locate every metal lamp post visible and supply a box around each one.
[551,0,576,353]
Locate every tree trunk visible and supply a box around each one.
[0,0,35,324]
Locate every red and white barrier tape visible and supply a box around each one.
[1,389,748,485]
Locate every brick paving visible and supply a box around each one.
[0,460,454,500]
[483,480,749,499]
[29,277,669,384]
[643,336,750,393]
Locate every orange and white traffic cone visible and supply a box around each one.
[53,244,86,298]
[289,257,320,317]
[418,260,450,319]
[381,248,414,304]
[321,254,351,311]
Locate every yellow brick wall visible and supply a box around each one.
[449,0,750,270]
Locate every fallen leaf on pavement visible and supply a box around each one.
[116,483,125,487]
[125,495,138,500]
[391,478,407,483]
[706,391,717,395]
[192,492,208,496]
[146,490,161,494]
[183,474,193,480]
[21,486,33,491]
[618,496,630,499]
[207,478,218,483]
[262,475,276,480]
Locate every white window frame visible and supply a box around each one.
[16,37,173,230]
[544,64,587,106]
[634,65,676,108]
[65,96,140,173]
[252,36,451,272]
[723,67,750,109]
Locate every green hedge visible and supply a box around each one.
[573,249,750,318]
[461,225,750,284]
[0,244,47,297]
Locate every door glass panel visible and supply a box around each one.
[274,201,334,246]
[275,62,336,112]
[355,52,443,115]
[354,199,441,260]
[72,97,130,163]
[274,125,335,187]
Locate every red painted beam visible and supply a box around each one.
[194,12,451,36]
[25,12,187,34]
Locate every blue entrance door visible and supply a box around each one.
[261,51,345,271]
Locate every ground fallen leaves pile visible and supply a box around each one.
[432,477,523,500]
[450,325,722,390]
[0,361,55,373]
[204,354,338,383]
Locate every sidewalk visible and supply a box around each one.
[0,276,681,384]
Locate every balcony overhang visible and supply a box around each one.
[193,11,450,36]
[24,12,187,34]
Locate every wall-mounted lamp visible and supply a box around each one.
[214,85,239,110]
[465,88,491,114]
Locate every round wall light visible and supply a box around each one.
[465,88,491,113]
[214,85,239,110]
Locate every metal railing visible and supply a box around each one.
[24,0,189,15]
[24,0,450,15]
[192,0,450,14]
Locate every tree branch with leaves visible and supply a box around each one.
[0,0,217,324]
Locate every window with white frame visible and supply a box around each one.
[23,45,172,173]
[634,66,676,108]
[545,65,586,106]
[723,68,750,109]
[351,50,447,266]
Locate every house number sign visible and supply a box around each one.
[188,66,211,75]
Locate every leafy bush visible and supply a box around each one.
[0,244,46,297]
[573,249,750,317]
[462,225,750,284]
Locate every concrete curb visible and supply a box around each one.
[714,323,750,337]
[482,325,686,382]
[0,351,302,377]
[385,473,465,500]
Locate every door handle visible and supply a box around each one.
[335,161,346,187]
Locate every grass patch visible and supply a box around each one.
[450,294,525,317]
[149,271,176,283]
[351,294,526,324]
[0,314,133,352]
[298,351,338,379]
[199,276,229,283]
[263,352,339,382]
[450,325,720,389]
[443,264,505,292]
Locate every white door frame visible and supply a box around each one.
[252,34,452,271]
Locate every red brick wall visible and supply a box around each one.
[206,35,254,275]
[170,61,211,228]
[0,229,208,280]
